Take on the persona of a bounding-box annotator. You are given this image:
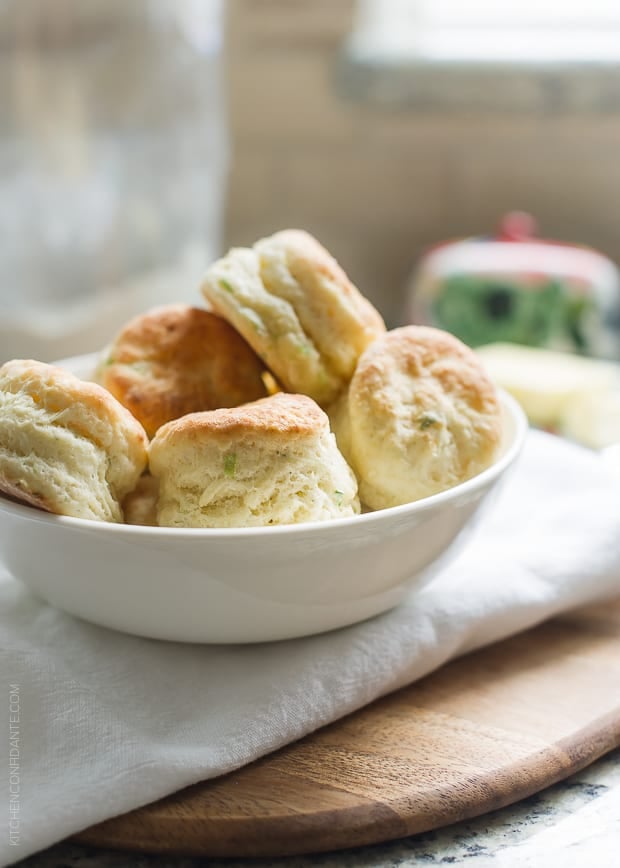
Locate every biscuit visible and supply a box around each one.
[149,392,360,527]
[200,230,385,406]
[0,359,148,521]
[96,305,269,438]
[330,326,503,509]
[122,474,159,526]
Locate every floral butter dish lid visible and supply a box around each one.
[407,212,620,359]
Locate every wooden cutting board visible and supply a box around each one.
[74,599,620,858]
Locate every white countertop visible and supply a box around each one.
[12,746,620,868]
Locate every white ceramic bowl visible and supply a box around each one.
[0,356,527,643]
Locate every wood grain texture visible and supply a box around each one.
[74,599,620,858]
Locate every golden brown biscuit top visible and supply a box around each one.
[352,325,500,418]
[99,305,268,437]
[151,392,328,450]
[266,229,386,339]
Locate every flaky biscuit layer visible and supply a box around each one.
[0,359,148,521]
[201,230,385,406]
[150,392,360,527]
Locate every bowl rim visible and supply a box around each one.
[0,389,528,539]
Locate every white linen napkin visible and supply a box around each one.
[1,430,620,866]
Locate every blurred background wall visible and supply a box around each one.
[2,0,620,360]
[224,0,620,327]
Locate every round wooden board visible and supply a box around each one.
[74,599,620,858]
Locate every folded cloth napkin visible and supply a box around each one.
[2,430,620,866]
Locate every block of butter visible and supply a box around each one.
[475,343,620,439]
[562,391,620,449]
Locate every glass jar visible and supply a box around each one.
[0,0,226,362]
